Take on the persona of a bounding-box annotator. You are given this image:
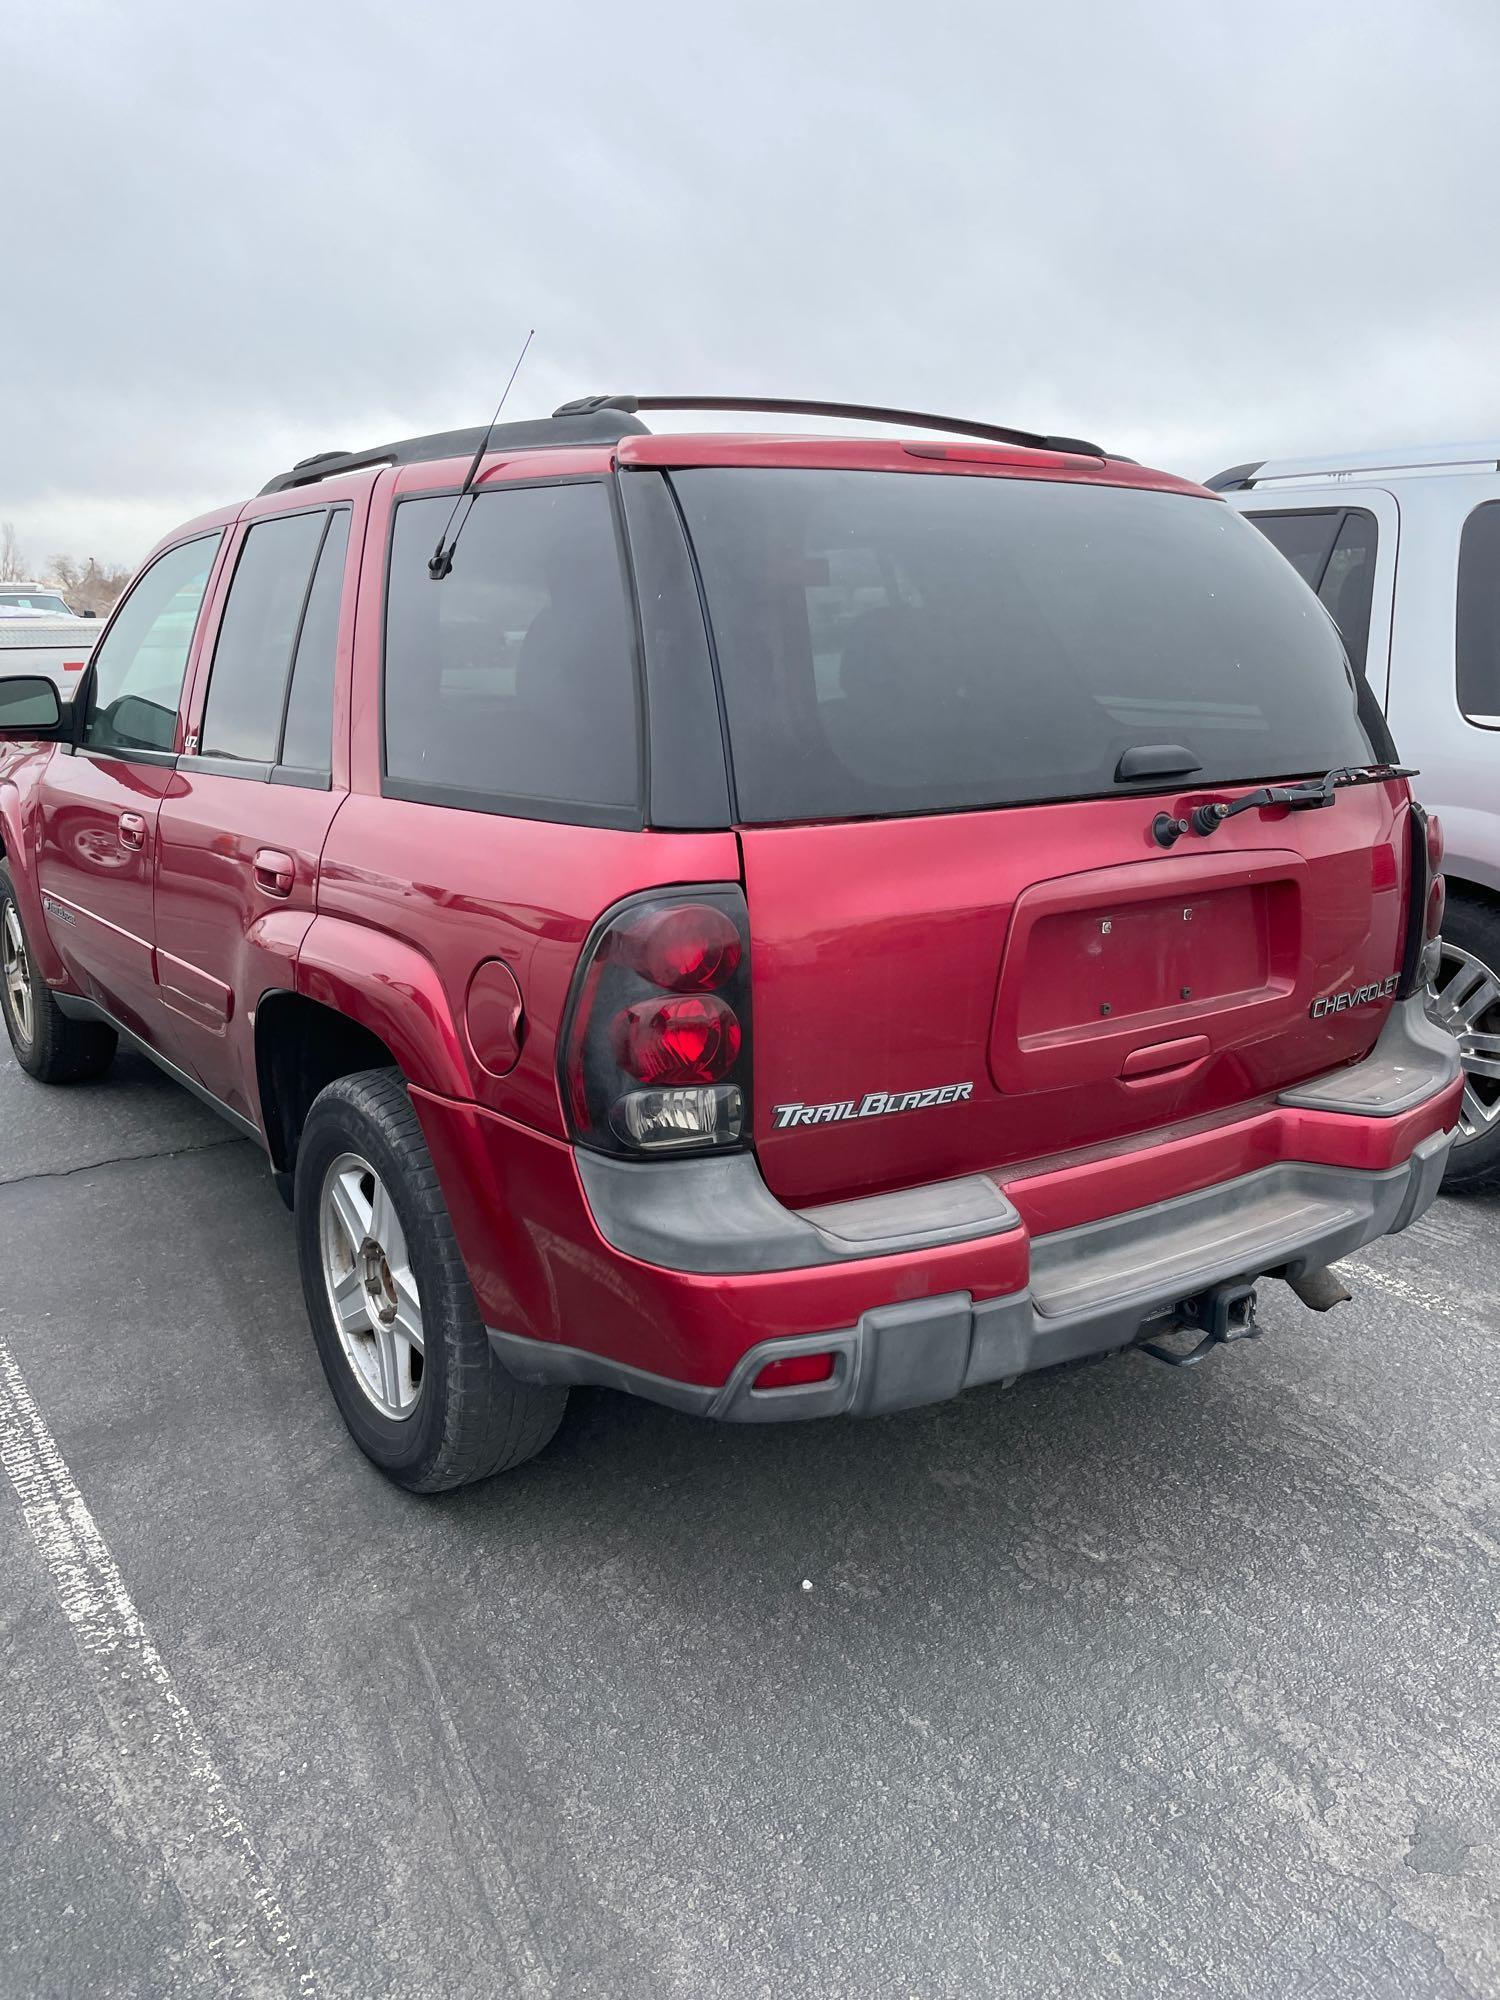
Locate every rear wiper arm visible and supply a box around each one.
[1190,762,1417,836]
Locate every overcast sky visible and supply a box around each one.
[6,0,1499,571]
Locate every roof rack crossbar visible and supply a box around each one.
[553,393,1108,459]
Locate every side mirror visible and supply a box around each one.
[0,676,67,740]
[81,608,98,619]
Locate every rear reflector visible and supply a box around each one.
[754,1353,835,1391]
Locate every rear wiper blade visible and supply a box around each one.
[1190,762,1417,836]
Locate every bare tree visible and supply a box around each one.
[0,522,26,583]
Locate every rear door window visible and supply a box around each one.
[200,510,330,764]
[673,468,1380,824]
[382,481,640,823]
[1246,507,1378,672]
[1457,500,1500,728]
[84,534,221,755]
[278,510,350,776]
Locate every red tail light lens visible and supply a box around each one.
[611,993,742,1084]
[561,887,753,1156]
[1427,813,1445,873]
[1398,800,1443,998]
[623,903,742,992]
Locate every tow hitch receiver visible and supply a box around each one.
[1139,1281,1263,1369]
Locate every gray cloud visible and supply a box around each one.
[6,0,1499,567]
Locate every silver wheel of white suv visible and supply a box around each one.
[319,1150,426,1418]
[1427,939,1500,1147]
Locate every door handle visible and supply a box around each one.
[118,812,147,851]
[253,848,295,898]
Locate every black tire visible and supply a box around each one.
[0,867,117,1084]
[294,1068,566,1491]
[1431,891,1500,1193]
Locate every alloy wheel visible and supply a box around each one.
[1427,941,1500,1145]
[2,902,33,1049]
[319,1151,426,1418]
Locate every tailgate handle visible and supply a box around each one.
[1120,1034,1211,1082]
[253,848,296,897]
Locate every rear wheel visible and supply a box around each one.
[1427,892,1500,1192]
[294,1068,566,1490]
[0,868,116,1083]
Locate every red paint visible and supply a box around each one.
[741,783,1404,1207]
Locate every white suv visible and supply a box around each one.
[1211,442,1500,1190]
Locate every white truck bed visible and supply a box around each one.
[0,617,99,696]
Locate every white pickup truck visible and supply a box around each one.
[0,615,99,700]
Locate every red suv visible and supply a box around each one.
[0,396,1462,1491]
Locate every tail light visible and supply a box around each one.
[562,887,752,1155]
[1398,802,1444,997]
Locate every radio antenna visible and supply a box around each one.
[428,327,535,580]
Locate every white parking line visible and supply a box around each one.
[0,1333,319,2000]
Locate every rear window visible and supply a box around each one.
[673,469,1381,823]
[383,481,640,823]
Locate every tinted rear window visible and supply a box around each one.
[673,469,1380,823]
[201,510,328,762]
[383,482,640,822]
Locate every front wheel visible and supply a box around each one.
[1427,892,1500,1192]
[294,1068,566,1490]
[0,868,116,1083]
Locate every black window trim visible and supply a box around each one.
[273,505,349,782]
[76,528,226,765]
[1456,498,1500,734]
[192,501,348,784]
[378,472,648,831]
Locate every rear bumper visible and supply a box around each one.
[490,1130,1452,1421]
[410,996,1462,1422]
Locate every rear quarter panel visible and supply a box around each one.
[313,795,740,1131]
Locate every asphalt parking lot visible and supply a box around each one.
[1,1043,1496,2000]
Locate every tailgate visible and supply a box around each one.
[743,784,1407,1207]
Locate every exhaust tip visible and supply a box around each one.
[1286,1265,1352,1313]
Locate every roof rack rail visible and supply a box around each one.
[258,408,651,496]
[553,394,1109,459]
[1203,461,1265,493]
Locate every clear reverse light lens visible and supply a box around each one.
[610,1084,744,1151]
